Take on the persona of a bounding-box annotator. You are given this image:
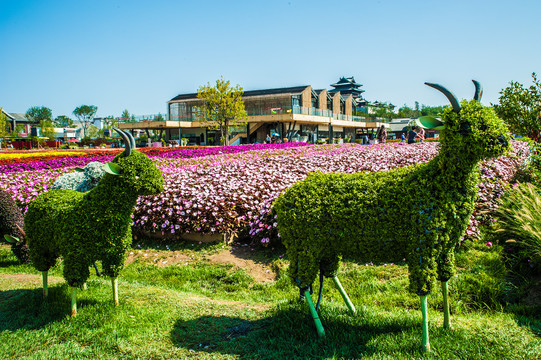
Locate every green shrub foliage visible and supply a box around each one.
[275,100,511,295]
[25,150,164,287]
[0,189,29,263]
[494,182,541,276]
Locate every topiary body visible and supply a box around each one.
[275,99,511,295]
[0,189,29,263]
[25,149,164,287]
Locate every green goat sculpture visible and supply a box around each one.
[274,81,511,352]
[25,129,164,316]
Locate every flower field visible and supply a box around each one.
[0,141,530,244]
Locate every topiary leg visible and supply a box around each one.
[42,271,48,298]
[333,276,356,314]
[71,287,77,317]
[441,280,452,329]
[305,289,325,338]
[112,277,119,306]
[420,295,430,353]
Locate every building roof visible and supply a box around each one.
[8,113,31,122]
[169,85,309,102]
[330,76,363,88]
[329,76,365,98]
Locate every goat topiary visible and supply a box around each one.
[0,189,29,263]
[274,81,511,352]
[25,129,164,316]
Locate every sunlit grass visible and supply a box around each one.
[0,244,539,359]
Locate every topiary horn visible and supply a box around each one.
[472,80,483,101]
[124,130,136,149]
[424,82,461,113]
[114,128,132,156]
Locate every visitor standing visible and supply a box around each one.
[407,128,418,144]
[401,132,406,143]
[265,134,271,144]
[377,125,387,144]
[418,127,425,142]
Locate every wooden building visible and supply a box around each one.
[118,81,388,145]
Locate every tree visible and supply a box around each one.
[420,105,445,117]
[121,109,130,122]
[86,125,99,138]
[0,108,9,148]
[102,116,118,131]
[494,72,541,141]
[73,105,98,138]
[196,77,247,145]
[54,115,74,128]
[40,119,56,140]
[25,106,52,124]
[398,105,418,118]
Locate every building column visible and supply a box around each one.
[328,123,333,144]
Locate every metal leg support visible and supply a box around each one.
[71,288,77,317]
[442,281,452,329]
[332,276,356,314]
[112,277,119,306]
[42,271,48,298]
[420,295,430,353]
[304,289,325,338]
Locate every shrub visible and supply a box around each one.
[0,189,28,263]
[494,183,541,277]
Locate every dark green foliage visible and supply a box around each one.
[275,100,512,295]
[494,183,541,299]
[25,150,164,287]
[0,189,29,263]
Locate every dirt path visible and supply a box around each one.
[125,246,277,283]
[0,273,64,288]
[207,249,276,283]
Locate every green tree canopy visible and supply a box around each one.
[73,105,98,138]
[25,106,52,124]
[40,119,56,140]
[398,104,446,118]
[54,115,74,128]
[86,124,99,139]
[494,72,541,141]
[121,109,130,122]
[196,77,247,145]
[103,116,119,131]
[0,108,9,146]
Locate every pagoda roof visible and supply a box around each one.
[330,76,363,88]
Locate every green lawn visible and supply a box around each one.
[0,242,539,359]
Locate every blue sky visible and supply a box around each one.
[1,0,540,118]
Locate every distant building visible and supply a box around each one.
[2,111,34,136]
[118,78,389,145]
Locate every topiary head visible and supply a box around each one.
[422,80,511,161]
[102,129,164,196]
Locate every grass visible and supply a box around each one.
[0,242,539,360]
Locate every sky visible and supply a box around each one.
[1,0,540,118]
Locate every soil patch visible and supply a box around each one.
[207,248,276,283]
[125,248,277,283]
[0,273,64,287]
[125,250,192,267]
